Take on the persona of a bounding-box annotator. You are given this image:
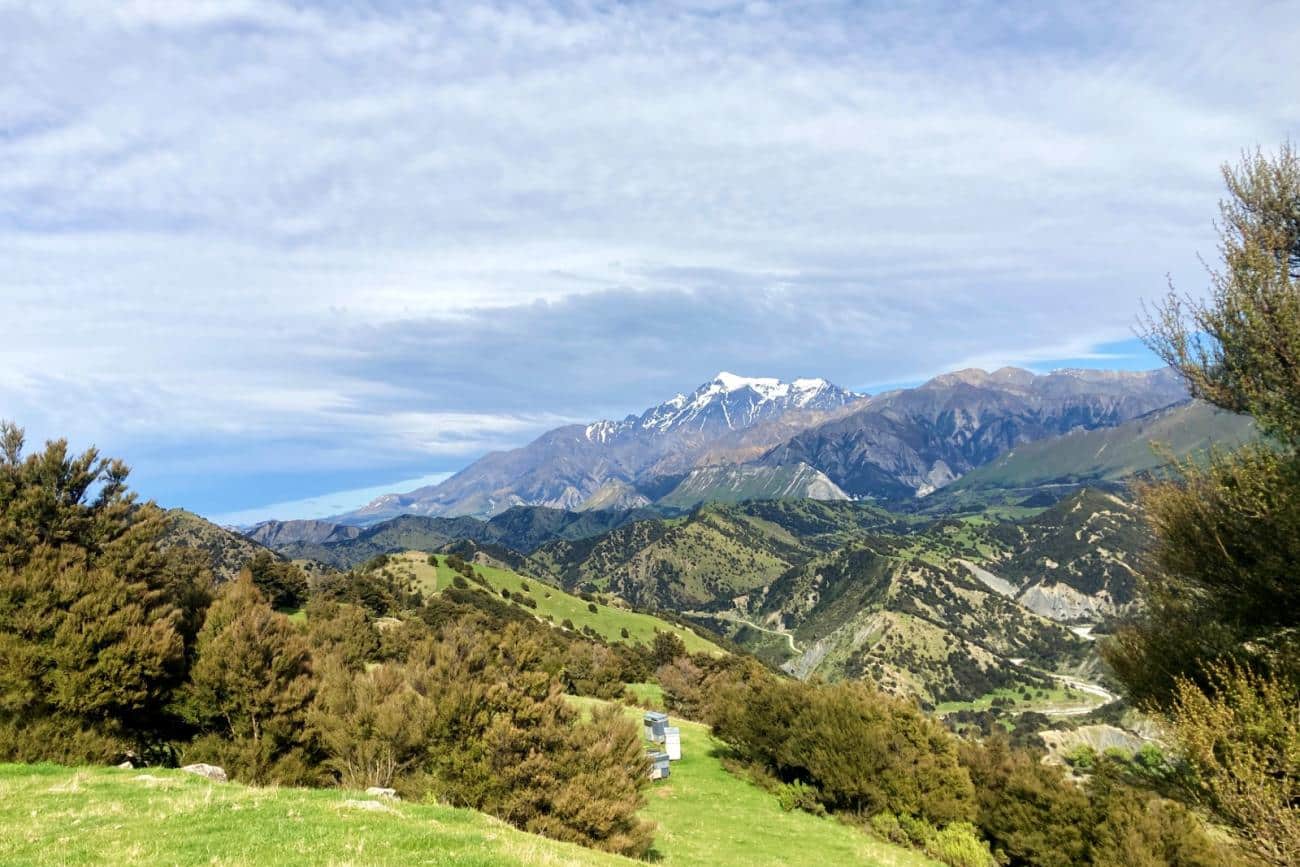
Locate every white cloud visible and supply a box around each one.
[1,0,1297,511]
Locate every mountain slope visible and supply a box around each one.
[656,462,848,509]
[945,399,1256,493]
[762,367,1186,500]
[161,509,275,582]
[342,373,864,522]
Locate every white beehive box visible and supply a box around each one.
[664,726,681,761]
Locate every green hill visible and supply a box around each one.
[378,551,723,655]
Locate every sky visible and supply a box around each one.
[2,1,1297,524]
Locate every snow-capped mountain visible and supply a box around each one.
[584,372,861,443]
[343,373,866,521]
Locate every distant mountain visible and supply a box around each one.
[328,365,1187,525]
[342,372,865,521]
[245,519,360,548]
[761,367,1187,500]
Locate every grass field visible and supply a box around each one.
[1,698,937,866]
[568,696,939,867]
[0,763,625,866]
[384,551,722,655]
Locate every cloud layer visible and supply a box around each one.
[2,1,1297,516]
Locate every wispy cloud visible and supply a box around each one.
[2,0,1296,515]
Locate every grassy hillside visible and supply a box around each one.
[567,698,940,867]
[0,763,625,866]
[380,551,723,655]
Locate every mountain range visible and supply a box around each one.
[330,366,1187,524]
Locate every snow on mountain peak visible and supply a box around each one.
[581,372,858,441]
[712,371,783,393]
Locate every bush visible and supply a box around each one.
[925,822,996,867]
[587,602,598,613]
[869,812,909,846]
[1166,666,1300,865]
[1064,744,1098,771]
[308,658,438,795]
[561,618,575,631]
[776,780,826,816]
[452,574,468,590]
[0,425,211,760]
[519,581,530,592]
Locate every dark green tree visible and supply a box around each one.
[180,575,317,784]
[651,629,686,667]
[0,423,210,761]
[244,550,309,610]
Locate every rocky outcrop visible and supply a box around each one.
[1017,582,1112,622]
[180,763,227,782]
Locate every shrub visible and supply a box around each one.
[308,658,438,795]
[1064,745,1098,771]
[561,618,575,630]
[305,599,380,670]
[452,574,468,590]
[1166,665,1300,865]
[519,581,530,592]
[925,822,996,867]
[776,780,826,816]
[587,602,598,613]
[869,813,909,846]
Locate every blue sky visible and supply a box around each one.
[2,1,1296,524]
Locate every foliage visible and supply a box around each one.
[0,423,210,759]
[401,623,656,857]
[1165,666,1300,865]
[958,737,1233,867]
[651,629,687,666]
[1144,143,1300,444]
[776,780,826,816]
[706,663,974,827]
[243,550,309,610]
[178,576,317,785]
[1110,144,1300,857]
[304,598,381,670]
[307,657,438,793]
